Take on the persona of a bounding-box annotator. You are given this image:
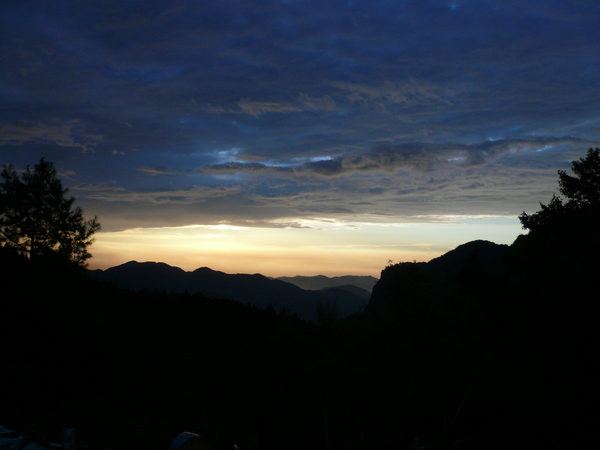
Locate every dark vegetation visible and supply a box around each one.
[0,159,100,266]
[1,149,598,450]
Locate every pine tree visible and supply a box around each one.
[0,158,100,266]
[519,148,600,238]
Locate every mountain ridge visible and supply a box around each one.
[275,274,377,293]
[88,261,369,322]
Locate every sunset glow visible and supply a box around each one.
[90,216,521,276]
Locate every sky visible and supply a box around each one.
[1,0,599,277]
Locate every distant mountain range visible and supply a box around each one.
[275,275,378,292]
[88,262,371,322]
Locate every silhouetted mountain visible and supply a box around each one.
[426,239,511,275]
[275,275,378,293]
[362,237,593,448]
[89,261,189,291]
[89,262,367,322]
[319,284,371,301]
[366,240,511,314]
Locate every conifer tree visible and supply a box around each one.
[519,148,600,237]
[0,158,100,266]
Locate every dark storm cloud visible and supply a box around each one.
[1,0,599,231]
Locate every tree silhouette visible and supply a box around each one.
[558,147,600,207]
[0,158,100,265]
[519,148,600,237]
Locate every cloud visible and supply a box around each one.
[136,166,193,176]
[85,141,585,234]
[211,94,337,116]
[88,185,242,204]
[296,93,337,111]
[331,79,453,107]
[71,184,126,192]
[196,136,589,178]
[206,98,311,116]
[0,120,102,153]
[201,161,292,175]
[237,99,302,116]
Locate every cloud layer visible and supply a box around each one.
[1,0,599,239]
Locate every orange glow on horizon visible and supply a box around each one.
[87,216,521,277]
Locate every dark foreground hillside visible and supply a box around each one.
[0,234,595,450]
[363,238,595,449]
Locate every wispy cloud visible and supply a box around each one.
[88,185,241,204]
[295,93,337,111]
[0,121,103,153]
[330,79,454,109]
[237,99,302,116]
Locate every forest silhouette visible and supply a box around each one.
[1,150,597,450]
